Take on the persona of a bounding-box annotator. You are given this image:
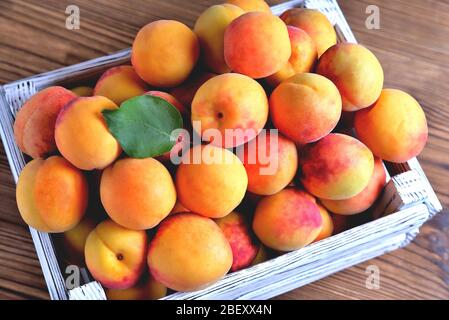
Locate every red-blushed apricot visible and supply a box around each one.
[295,189,317,204]
[191,73,268,148]
[170,71,216,108]
[313,204,334,242]
[148,213,232,292]
[106,273,167,300]
[266,26,317,87]
[215,211,260,271]
[131,20,199,87]
[280,8,336,56]
[93,65,148,105]
[71,86,93,97]
[14,86,77,158]
[321,157,386,215]
[270,73,342,144]
[145,91,187,117]
[176,144,248,218]
[253,188,322,251]
[354,89,428,163]
[226,0,271,12]
[300,133,374,200]
[100,158,176,230]
[194,4,244,74]
[224,12,291,78]
[316,43,384,111]
[239,132,298,195]
[85,220,148,290]
[55,96,121,170]
[16,156,88,233]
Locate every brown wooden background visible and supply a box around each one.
[0,0,448,300]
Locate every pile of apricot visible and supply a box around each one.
[13,0,427,299]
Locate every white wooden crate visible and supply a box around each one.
[0,0,442,300]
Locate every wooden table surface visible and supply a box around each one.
[0,0,448,300]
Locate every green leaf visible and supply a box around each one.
[102,95,183,158]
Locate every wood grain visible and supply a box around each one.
[0,0,448,300]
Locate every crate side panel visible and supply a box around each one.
[163,204,428,300]
[0,86,68,300]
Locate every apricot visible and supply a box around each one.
[148,213,232,292]
[216,211,259,271]
[93,65,148,105]
[176,144,248,218]
[266,26,317,87]
[14,86,77,158]
[224,12,291,78]
[85,220,147,289]
[62,216,96,259]
[270,73,342,144]
[100,158,176,230]
[253,188,322,251]
[313,204,334,242]
[226,0,271,13]
[296,189,318,204]
[106,273,167,300]
[132,20,199,87]
[239,132,298,195]
[145,91,187,117]
[169,200,190,215]
[316,43,384,111]
[169,71,216,108]
[280,8,337,56]
[191,73,268,148]
[55,96,121,170]
[354,89,428,163]
[289,189,334,242]
[194,4,244,74]
[71,86,93,97]
[300,133,374,200]
[321,157,386,214]
[16,156,88,233]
